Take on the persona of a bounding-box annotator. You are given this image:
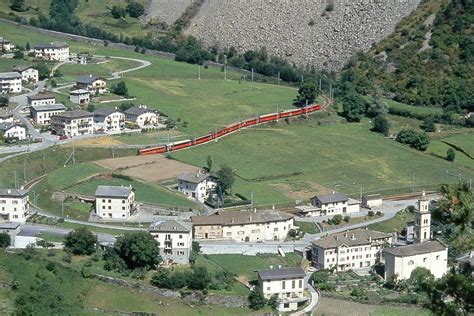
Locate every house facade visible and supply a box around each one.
[0,222,21,247]
[0,110,13,123]
[69,89,90,105]
[362,194,383,209]
[50,110,94,137]
[0,123,26,140]
[0,72,22,94]
[75,75,107,94]
[0,189,29,223]
[95,185,136,220]
[177,170,216,202]
[30,103,66,125]
[0,37,14,52]
[34,43,69,61]
[149,220,192,265]
[12,66,38,83]
[124,105,158,127]
[311,229,393,271]
[257,267,307,312]
[27,93,56,107]
[191,210,294,242]
[309,192,360,216]
[93,107,124,132]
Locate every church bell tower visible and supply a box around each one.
[414,191,431,244]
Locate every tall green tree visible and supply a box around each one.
[110,5,127,19]
[248,289,267,310]
[10,0,26,12]
[206,155,213,172]
[113,232,161,270]
[372,115,390,136]
[216,165,235,195]
[341,91,366,122]
[112,81,128,96]
[446,148,456,161]
[126,2,145,18]
[0,233,11,248]
[294,81,318,107]
[64,227,96,255]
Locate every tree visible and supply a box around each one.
[341,91,366,122]
[126,2,145,18]
[216,165,234,195]
[110,5,127,19]
[189,241,201,265]
[64,227,96,255]
[421,116,436,132]
[446,148,456,162]
[0,233,11,248]
[395,129,430,151]
[112,81,128,96]
[188,266,211,290]
[248,289,267,310]
[366,97,388,118]
[13,50,24,59]
[113,232,161,270]
[206,155,213,172]
[294,81,318,107]
[87,103,95,113]
[409,267,434,291]
[267,294,279,310]
[33,63,50,80]
[310,269,331,284]
[151,268,171,288]
[372,115,390,136]
[0,96,8,106]
[10,0,26,12]
[25,41,30,50]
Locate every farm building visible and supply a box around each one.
[0,37,14,52]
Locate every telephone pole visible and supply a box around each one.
[251,68,254,83]
[198,65,201,80]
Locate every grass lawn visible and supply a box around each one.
[321,213,383,231]
[437,132,474,158]
[114,130,190,145]
[384,98,443,117]
[295,221,319,234]
[368,210,415,233]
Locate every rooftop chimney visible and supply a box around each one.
[269,265,274,270]
[369,236,372,242]
[7,189,11,194]
[335,235,339,241]
[351,233,355,240]
[231,218,235,223]
[344,231,348,238]
[332,190,335,194]
[277,265,282,269]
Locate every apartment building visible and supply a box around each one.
[177,170,216,202]
[149,220,192,265]
[191,210,294,242]
[27,93,56,107]
[94,185,136,220]
[30,103,66,125]
[0,123,26,140]
[69,89,90,105]
[50,110,94,137]
[0,189,29,223]
[124,105,158,127]
[257,266,307,312]
[93,107,125,132]
[34,43,69,61]
[311,229,393,271]
[75,75,107,94]
[0,72,22,94]
[12,65,38,83]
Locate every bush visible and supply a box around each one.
[0,233,11,248]
[126,2,145,18]
[368,211,375,217]
[343,215,350,222]
[248,289,266,310]
[376,211,382,216]
[64,227,96,255]
[288,229,297,238]
[446,148,455,162]
[0,96,8,106]
[112,81,128,96]
[395,129,430,151]
[372,115,390,136]
[328,214,343,225]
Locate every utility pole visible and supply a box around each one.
[224,66,227,81]
[301,75,304,83]
[198,65,201,80]
[277,71,280,85]
[61,199,64,218]
[251,68,254,83]
[14,170,17,189]
[319,78,322,91]
[23,158,26,183]
[412,171,415,193]
[250,191,254,207]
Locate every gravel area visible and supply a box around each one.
[143,0,191,25]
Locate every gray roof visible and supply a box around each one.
[27,93,55,101]
[192,210,294,226]
[124,106,155,116]
[0,122,23,132]
[0,72,21,80]
[95,185,133,198]
[312,229,392,249]
[384,240,447,257]
[70,89,89,94]
[53,110,93,119]
[456,252,474,267]
[257,267,305,281]
[76,75,104,84]
[0,110,13,119]
[12,65,35,72]
[30,103,66,112]
[0,37,10,44]
[177,171,211,184]
[0,222,21,230]
[312,192,348,204]
[35,43,69,49]
[94,107,122,117]
[363,194,383,200]
[149,220,191,233]
[0,188,28,198]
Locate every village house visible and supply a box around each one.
[308,191,360,216]
[94,185,136,220]
[69,89,90,105]
[177,170,217,202]
[50,110,94,137]
[12,65,38,83]
[191,210,294,242]
[34,43,69,61]
[149,220,192,265]
[362,194,383,209]
[124,105,158,127]
[384,192,448,280]
[0,37,14,52]
[93,107,125,133]
[0,189,29,223]
[311,228,393,272]
[0,109,13,123]
[27,93,56,107]
[257,266,307,312]
[30,103,66,125]
[0,222,21,247]
[75,75,107,95]
[0,123,26,141]
[0,72,22,94]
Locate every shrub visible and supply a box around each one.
[395,129,430,151]
[446,148,455,162]
[126,2,145,18]
[368,211,375,217]
[376,211,382,216]
[288,229,297,238]
[343,215,350,222]
[64,227,96,255]
[0,232,11,248]
[248,289,266,310]
[372,115,390,136]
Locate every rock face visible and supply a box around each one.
[185,0,421,71]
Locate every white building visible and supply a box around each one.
[0,110,13,123]
[27,93,56,107]
[30,103,66,125]
[149,220,192,265]
[384,192,448,280]
[0,72,22,94]
[191,210,294,242]
[93,107,124,133]
[69,89,90,105]
[177,170,216,203]
[94,185,136,220]
[34,43,69,61]
[50,110,94,137]
[362,194,383,209]
[257,267,307,312]
[0,222,21,247]
[0,123,26,140]
[0,189,29,223]
[75,75,107,94]
[124,105,158,128]
[12,66,39,83]
[311,229,393,272]
[309,192,360,216]
[0,37,14,52]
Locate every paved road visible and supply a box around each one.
[22,223,116,244]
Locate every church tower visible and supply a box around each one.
[414,191,431,244]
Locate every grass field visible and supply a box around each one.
[368,210,415,233]
[295,221,320,234]
[384,98,443,117]
[428,132,474,170]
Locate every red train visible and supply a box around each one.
[138,104,322,155]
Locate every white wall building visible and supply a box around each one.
[177,170,216,202]
[0,123,26,140]
[50,110,94,137]
[12,66,38,83]
[191,210,294,242]
[94,185,136,220]
[69,89,90,105]
[362,194,383,209]
[149,220,192,265]
[124,105,158,127]
[93,107,124,132]
[0,72,22,94]
[257,267,307,312]
[0,189,29,223]
[309,192,360,216]
[0,110,14,123]
[75,75,107,95]
[0,37,14,52]
[0,222,21,247]
[27,93,56,107]
[30,103,66,125]
[311,229,393,272]
[34,43,69,61]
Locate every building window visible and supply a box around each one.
[423,257,428,262]
[299,279,303,288]
[179,235,183,239]
[408,260,414,265]
[436,255,440,260]
[292,280,295,288]
[282,281,285,289]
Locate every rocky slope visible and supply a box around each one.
[184,0,421,71]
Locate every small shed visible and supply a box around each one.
[361,194,383,209]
